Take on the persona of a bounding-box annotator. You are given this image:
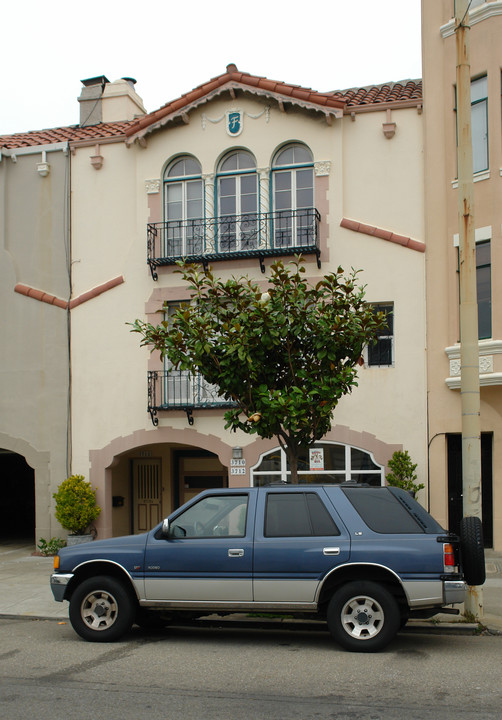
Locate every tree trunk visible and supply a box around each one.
[286,445,300,484]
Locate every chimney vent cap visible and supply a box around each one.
[81,75,110,87]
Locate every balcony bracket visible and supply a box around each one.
[258,255,266,273]
[185,408,194,425]
[315,248,321,269]
[149,407,159,427]
[201,258,210,272]
[148,261,159,281]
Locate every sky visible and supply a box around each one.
[1,0,422,136]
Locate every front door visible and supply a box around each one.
[144,491,254,602]
[132,458,162,534]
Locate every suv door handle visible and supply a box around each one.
[323,547,340,556]
[228,549,244,557]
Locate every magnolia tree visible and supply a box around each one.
[131,258,385,483]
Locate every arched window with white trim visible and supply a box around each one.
[271,143,315,248]
[163,156,203,257]
[250,443,384,486]
[217,150,258,252]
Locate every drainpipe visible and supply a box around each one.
[455,0,483,618]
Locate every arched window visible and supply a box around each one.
[272,144,314,248]
[163,156,203,257]
[250,443,384,486]
[217,150,258,252]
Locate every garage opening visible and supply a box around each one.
[0,450,35,541]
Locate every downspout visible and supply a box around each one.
[65,142,72,477]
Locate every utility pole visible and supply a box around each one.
[454,0,483,617]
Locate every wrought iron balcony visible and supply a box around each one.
[147,208,321,279]
[148,370,236,426]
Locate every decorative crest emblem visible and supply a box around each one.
[226,110,243,137]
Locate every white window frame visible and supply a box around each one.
[250,442,384,486]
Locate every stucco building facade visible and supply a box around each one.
[2,68,427,544]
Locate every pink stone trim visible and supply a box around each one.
[14,284,68,309]
[340,218,425,253]
[69,276,124,309]
[14,275,125,310]
[88,422,402,538]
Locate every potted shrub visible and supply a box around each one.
[386,450,424,497]
[53,474,101,545]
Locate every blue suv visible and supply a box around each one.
[50,485,485,651]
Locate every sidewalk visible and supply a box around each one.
[0,540,501,634]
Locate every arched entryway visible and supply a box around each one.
[0,450,35,540]
[102,443,228,537]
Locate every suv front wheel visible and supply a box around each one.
[69,575,136,642]
[327,581,400,652]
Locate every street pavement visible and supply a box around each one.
[0,539,501,634]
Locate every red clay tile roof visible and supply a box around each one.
[0,71,423,149]
[124,67,347,142]
[333,80,422,108]
[0,121,133,149]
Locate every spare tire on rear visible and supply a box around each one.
[459,516,485,586]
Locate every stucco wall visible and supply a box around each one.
[0,147,70,540]
[70,91,427,536]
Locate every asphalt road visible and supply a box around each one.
[0,617,501,720]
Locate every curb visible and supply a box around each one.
[1,613,501,636]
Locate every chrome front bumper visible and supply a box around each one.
[50,573,74,602]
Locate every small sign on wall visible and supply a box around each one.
[309,448,324,471]
[231,458,246,475]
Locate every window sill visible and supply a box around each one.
[446,372,502,389]
[451,170,490,189]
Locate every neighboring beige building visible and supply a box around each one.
[423,0,501,549]
[0,131,71,543]
[1,68,427,542]
[0,78,144,543]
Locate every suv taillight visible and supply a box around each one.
[443,542,455,572]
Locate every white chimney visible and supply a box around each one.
[78,76,146,127]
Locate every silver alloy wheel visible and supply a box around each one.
[340,593,385,639]
[80,589,118,631]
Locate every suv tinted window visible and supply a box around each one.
[265,492,339,537]
[343,487,424,534]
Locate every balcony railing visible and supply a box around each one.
[147,208,321,279]
[148,370,236,426]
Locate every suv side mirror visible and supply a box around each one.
[161,518,170,538]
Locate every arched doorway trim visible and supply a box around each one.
[0,432,50,541]
[89,424,402,539]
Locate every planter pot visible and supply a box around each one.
[66,534,93,546]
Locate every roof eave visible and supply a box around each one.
[125,81,345,147]
[343,98,423,115]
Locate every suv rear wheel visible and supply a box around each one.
[327,581,400,652]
